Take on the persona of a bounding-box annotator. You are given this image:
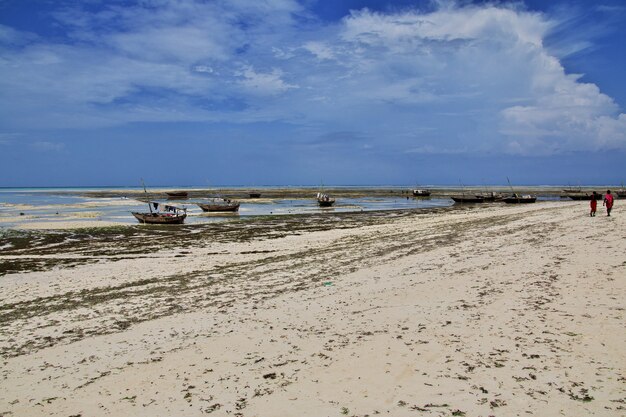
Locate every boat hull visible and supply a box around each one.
[565,194,602,201]
[503,197,537,204]
[132,212,187,224]
[318,200,335,207]
[451,196,485,203]
[412,190,431,197]
[166,191,188,199]
[197,203,240,212]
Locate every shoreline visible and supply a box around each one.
[0,201,624,416]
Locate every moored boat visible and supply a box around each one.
[248,191,262,198]
[564,192,602,201]
[197,198,240,212]
[502,194,536,204]
[476,192,503,202]
[412,189,431,197]
[562,188,581,193]
[317,193,335,207]
[132,202,187,224]
[166,191,188,198]
[451,195,485,203]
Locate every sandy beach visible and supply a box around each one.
[0,201,624,416]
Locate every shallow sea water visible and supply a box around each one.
[0,189,454,228]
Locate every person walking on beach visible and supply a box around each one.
[590,192,597,217]
[603,190,614,216]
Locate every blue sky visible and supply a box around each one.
[1,0,625,186]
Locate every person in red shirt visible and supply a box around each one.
[603,190,614,216]
[590,192,597,216]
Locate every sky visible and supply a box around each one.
[0,0,625,187]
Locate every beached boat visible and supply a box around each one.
[451,195,485,203]
[132,202,187,224]
[317,193,335,207]
[248,192,262,198]
[477,192,503,202]
[502,194,537,204]
[617,190,626,199]
[565,193,602,201]
[166,191,188,199]
[562,187,581,193]
[412,189,431,197]
[502,178,535,204]
[197,198,240,212]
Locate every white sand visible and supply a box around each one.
[0,201,624,416]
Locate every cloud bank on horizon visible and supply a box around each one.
[0,0,625,165]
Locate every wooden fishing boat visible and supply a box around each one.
[197,198,240,212]
[451,195,485,203]
[249,192,262,198]
[503,177,535,204]
[564,193,602,201]
[166,191,188,198]
[502,194,536,204]
[617,190,626,198]
[132,211,187,224]
[317,193,335,207]
[476,192,503,202]
[412,189,431,197]
[132,202,187,224]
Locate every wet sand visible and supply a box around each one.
[0,201,624,416]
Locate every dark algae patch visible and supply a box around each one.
[0,208,450,275]
[0,205,542,358]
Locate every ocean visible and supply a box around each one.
[0,186,458,229]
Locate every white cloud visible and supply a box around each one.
[404,145,468,155]
[0,0,624,156]
[341,5,551,47]
[302,41,335,61]
[237,66,298,95]
[0,24,38,46]
[0,132,22,145]
[193,65,214,74]
[595,5,626,13]
[30,141,65,152]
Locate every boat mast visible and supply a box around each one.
[141,178,152,213]
[506,177,514,194]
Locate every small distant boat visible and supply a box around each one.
[565,192,602,201]
[132,201,187,224]
[477,192,503,202]
[317,192,335,207]
[617,190,626,199]
[166,191,188,199]
[502,194,537,204]
[502,177,535,204]
[451,195,485,203]
[249,192,262,198]
[197,198,240,212]
[452,181,484,203]
[412,189,431,197]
